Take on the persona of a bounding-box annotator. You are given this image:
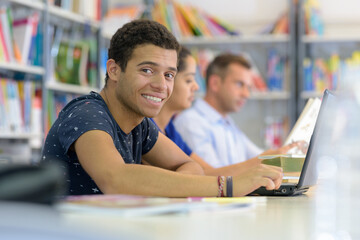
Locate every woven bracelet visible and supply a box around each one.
[217,176,225,197]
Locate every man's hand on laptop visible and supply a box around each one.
[233,164,283,196]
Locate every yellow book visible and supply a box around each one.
[176,3,203,36]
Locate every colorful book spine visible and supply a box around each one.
[0,6,15,62]
[0,78,40,134]
[150,0,238,38]
[51,0,101,21]
[267,49,285,91]
[0,17,8,62]
[304,0,324,35]
[301,53,360,92]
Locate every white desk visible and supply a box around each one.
[59,189,323,240]
[1,184,353,240]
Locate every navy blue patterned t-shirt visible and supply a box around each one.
[41,91,159,195]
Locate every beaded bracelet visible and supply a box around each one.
[217,176,225,197]
[226,176,233,197]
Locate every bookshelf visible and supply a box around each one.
[0,0,104,163]
[297,0,360,114]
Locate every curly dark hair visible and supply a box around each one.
[105,19,180,84]
[205,53,251,87]
[177,46,192,73]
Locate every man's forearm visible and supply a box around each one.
[102,164,215,197]
[175,161,205,175]
[204,156,262,176]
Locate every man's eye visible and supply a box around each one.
[165,73,175,79]
[142,69,152,74]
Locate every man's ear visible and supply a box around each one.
[106,59,120,82]
[208,75,222,92]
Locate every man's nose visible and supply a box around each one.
[151,75,167,91]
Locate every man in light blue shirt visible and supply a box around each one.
[174,53,289,168]
[174,98,263,167]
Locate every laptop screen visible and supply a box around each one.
[298,89,336,188]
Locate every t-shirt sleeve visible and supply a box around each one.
[57,101,116,155]
[141,118,159,154]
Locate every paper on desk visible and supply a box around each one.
[56,194,255,217]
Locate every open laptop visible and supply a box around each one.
[249,89,335,196]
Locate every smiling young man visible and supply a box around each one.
[42,20,283,197]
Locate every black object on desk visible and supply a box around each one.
[0,161,67,204]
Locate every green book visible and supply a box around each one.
[259,155,305,172]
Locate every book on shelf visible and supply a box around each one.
[0,78,41,136]
[259,12,289,35]
[12,13,40,65]
[54,40,92,87]
[284,97,322,155]
[0,5,15,63]
[102,4,145,39]
[272,13,289,34]
[302,52,359,93]
[150,0,239,38]
[165,1,182,39]
[50,22,98,87]
[0,6,42,66]
[51,0,101,21]
[172,2,192,38]
[267,48,286,91]
[304,0,324,36]
[0,78,7,131]
[0,14,10,62]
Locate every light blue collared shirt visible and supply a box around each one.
[173,99,263,168]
